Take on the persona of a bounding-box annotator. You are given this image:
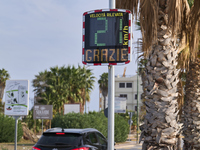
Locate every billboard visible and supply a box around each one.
[33,105,53,119]
[4,80,29,116]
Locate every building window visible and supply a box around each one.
[135,94,137,100]
[119,83,125,88]
[119,94,127,99]
[126,83,132,88]
[135,106,137,111]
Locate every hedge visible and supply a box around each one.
[51,111,129,142]
[0,114,23,142]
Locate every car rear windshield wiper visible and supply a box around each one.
[39,144,72,148]
[55,142,71,146]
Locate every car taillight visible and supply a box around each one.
[32,147,41,150]
[56,132,65,135]
[72,147,89,150]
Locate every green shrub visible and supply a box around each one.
[51,111,129,142]
[0,114,23,142]
[114,114,129,142]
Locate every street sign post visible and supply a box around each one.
[33,105,53,134]
[82,1,132,149]
[4,80,29,150]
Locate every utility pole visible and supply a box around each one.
[82,1,132,149]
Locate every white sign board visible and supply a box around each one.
[106,97,127,113]
[64,104,80,114]
[115,97,126,113]
[4,80,29,116]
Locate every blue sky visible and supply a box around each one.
[0,0,141,112]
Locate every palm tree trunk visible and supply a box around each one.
[103,95,106,109]
[0,84,5,101]
[140,2,181,149]
[183,57,200,150]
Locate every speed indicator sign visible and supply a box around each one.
[82,9,132,65]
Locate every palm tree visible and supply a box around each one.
[181,1,200,145]
[32,70,49,104]
[76,66,95,113]
[182,55,200,149]
[0,68,10,101]
[98,73,108,110]
[33,65,95,114]
[0,68,10,113]
[116,0,200,149]
[169,0,200,149]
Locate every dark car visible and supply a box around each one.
[32,128,108,150]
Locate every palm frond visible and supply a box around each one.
[139,0,158,55]
[177,45,190,71]
[188,0,200,62]
[116,0,139,19]
[168,0,187,37]
[116,0,158,55]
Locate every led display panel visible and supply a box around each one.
[82,9,132,65]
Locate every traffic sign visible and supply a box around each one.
[82,9,132,65]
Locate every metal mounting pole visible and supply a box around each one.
[14,116,20,150]
[136,39,141,143]
[108,1,115,150]
[137,58,139,143]
[108,65,115,150]
[42,119,43,134]
[85,67,87,113]
[109,0,115,9]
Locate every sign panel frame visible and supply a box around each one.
[82,9,132,66]
[33,105,53,120]
[4,80,29,116]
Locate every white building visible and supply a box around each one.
[99,75,143,112]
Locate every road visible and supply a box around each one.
[115,141,142,150]
[116,145,142,150]
[115,139,184,150]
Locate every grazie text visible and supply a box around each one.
[84,48,128,63]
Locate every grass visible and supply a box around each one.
[0,138,35,150]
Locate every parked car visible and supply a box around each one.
[32,128,108,150]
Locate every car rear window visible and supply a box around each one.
[37,133,82,146]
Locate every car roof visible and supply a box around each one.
[44,128,99,134]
